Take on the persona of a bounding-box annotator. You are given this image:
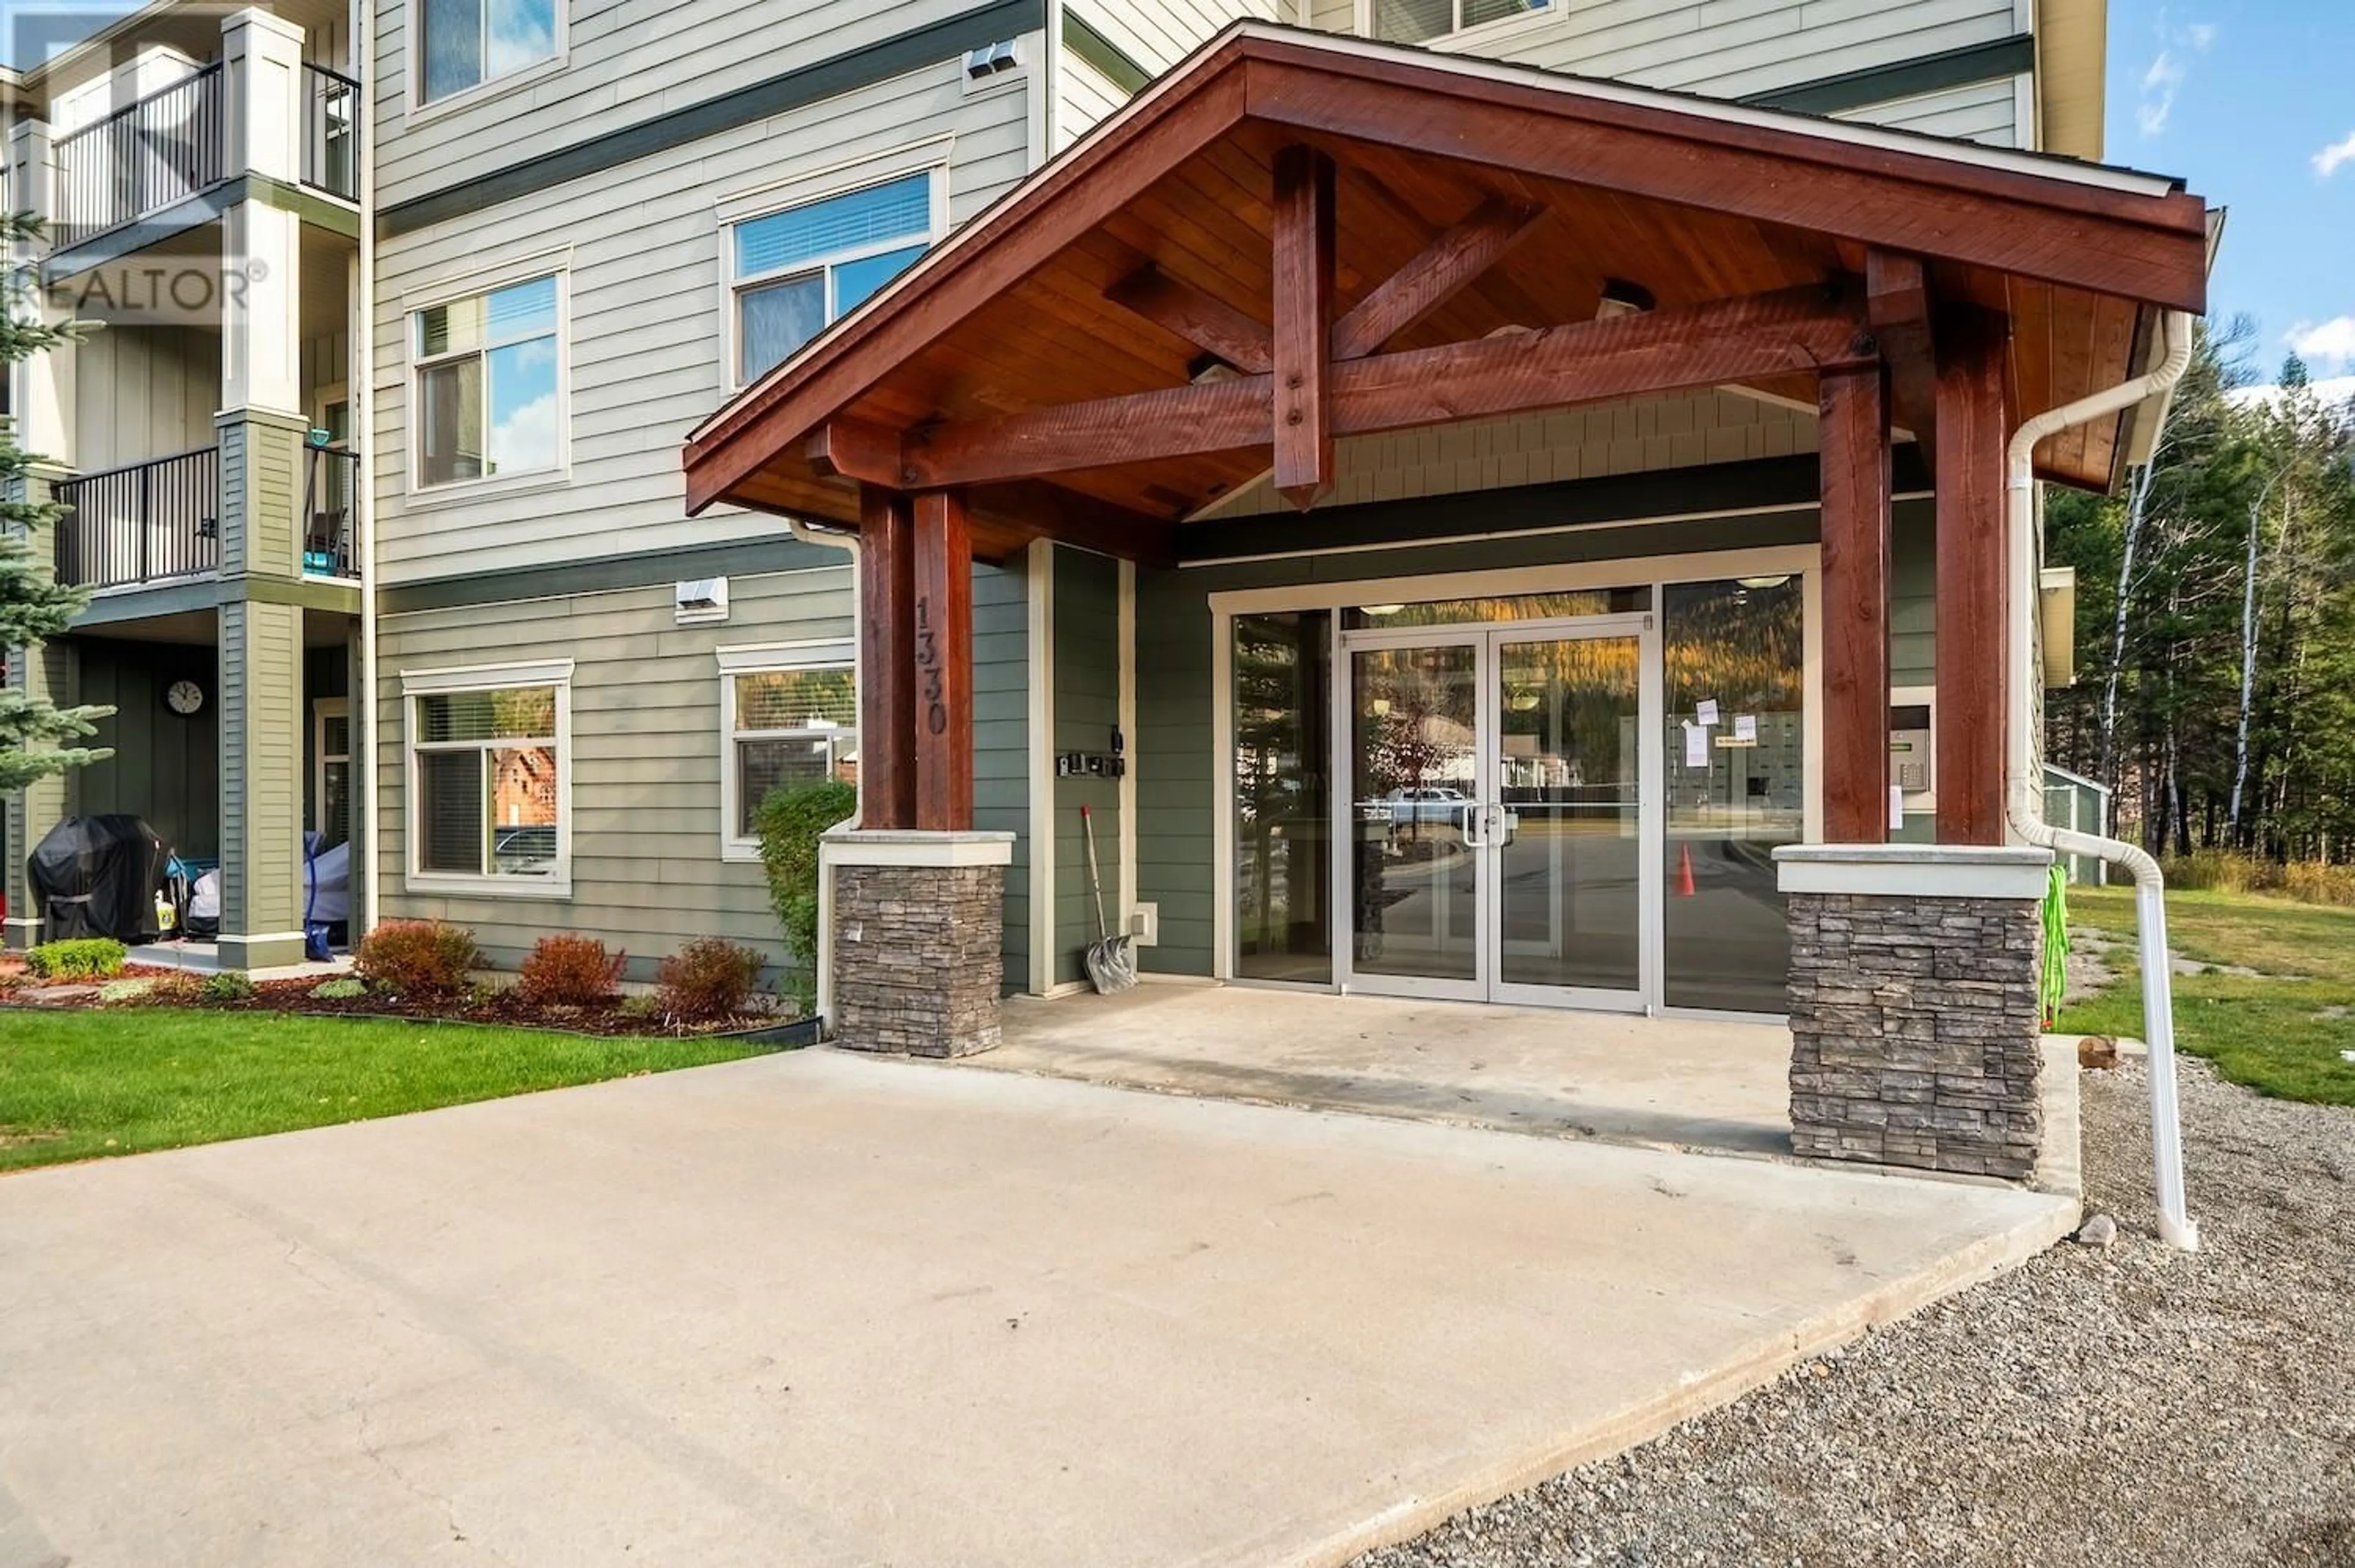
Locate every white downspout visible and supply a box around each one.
[787,517,859,1031]
[354,0,380,934]
[2004,307,2199,1250]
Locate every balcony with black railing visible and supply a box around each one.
[52,446,221,589]
[47,53,361,251]
[302,445,361,579]
[53,64,226,248]
[302,64,361,202]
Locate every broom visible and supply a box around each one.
[1080,804,1136,993]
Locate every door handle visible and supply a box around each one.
[1459,801,1487,849]
[1491,804,1518,846]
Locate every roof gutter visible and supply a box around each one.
[2005,306,2199,1250]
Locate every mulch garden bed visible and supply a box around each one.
[0,958,817,1044]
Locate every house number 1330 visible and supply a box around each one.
[915,595,948,736]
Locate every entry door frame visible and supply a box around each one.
[1208,542,1826,1017]
[1334,613,1659,1009]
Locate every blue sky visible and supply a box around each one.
[2108,1,2355,388]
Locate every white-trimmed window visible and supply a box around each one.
[419,0,559,105]
[1363,0,1548,44]
[730,171,935,384]
[315,698,351,849]
[718,644,857,858]
[403,662,572,895]
[413,273,563,490]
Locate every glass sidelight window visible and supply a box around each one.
[1233,611,1332,982]
[408,679,565,886]
[1661,577,1806,1012]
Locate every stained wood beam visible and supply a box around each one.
[1243,53,2211,313]
[1934,305,2010,846]
[1105,264,1273,374]
[969,481,1180,570]
[1820,359,1893,843]
[857,484,918,832]
[1330,196,1545,361]
[911,488,976,832]
[1272,144,1337,510]
[897,283,1870,489]
[1866,249,1937,470]
[805,418,905,486]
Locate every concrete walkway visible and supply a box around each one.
[996,985,1795,1155]
[0,1050,2077,1568]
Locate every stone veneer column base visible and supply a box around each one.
[1774,844,2055,1180]
[821,830,1016,1058]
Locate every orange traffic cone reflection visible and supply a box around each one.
[1675,843,1696,898]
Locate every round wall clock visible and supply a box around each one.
[165,679,205,716]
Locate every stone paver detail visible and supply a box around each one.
[833,862,1003,1056]
[1786,890,2045,1179]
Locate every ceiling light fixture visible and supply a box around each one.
[1595,278,1656,319]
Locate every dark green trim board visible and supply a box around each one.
[380,0,1049,237]
[379,534,848,614]
[71,574,362,631]
[1179,451,1934,564]
[44,174,358,285]
[1062,10,1151,94]
[1742,34,2035,117]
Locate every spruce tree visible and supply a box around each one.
[0,210,111,792]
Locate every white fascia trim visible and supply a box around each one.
[821,830,1016,868]
[1204,543,1821,616]
[399,875,575,901]
[1774,844,2054,900]
[716,639,856,672]
[400,658,575,694]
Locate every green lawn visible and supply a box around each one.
[0,1010,774,1173]
[2058,885,2355,1106]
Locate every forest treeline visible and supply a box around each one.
[2044,320,2355,868]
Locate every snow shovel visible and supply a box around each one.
[1080,804,1136,994]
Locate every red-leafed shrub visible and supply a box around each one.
[655,938,764,1022]
[517,933,626,1006]
[353,920,483,998]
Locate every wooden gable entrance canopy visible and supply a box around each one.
[684,24,2211,843]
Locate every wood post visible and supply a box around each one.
[912,488,976,831]
[857,484,917,831]
[1820,359,1893,843]
[1272,143,1335,511]
[1934,307,2010,846]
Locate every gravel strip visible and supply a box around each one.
[1358,1061,2355,1568]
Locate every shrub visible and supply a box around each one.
[2160,851,2355,909]
[201,971,255,1003]
[25,938,128,980]
[754,778,857,1011]
[142,972,206,1006]
[312,977,367,1000]
[517,933,626,1006]
[353,920,482,998]
[656,937,764,1023]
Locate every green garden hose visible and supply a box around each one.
[2039,864,2070,1025]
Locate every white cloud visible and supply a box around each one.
[2135,17,2215,139]
[2288,317,2355,374]
[2229,375,2355,414]
[2315,131,2355,179]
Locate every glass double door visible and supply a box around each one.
[1343,616,1655,1009]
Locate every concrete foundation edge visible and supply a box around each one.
[1279,1187,2081,1568]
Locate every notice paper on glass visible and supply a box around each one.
[1734,714,1758,742]
[1891,784,1905,831]
[1685,724,1710,768]
[1696,698,1720,726]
